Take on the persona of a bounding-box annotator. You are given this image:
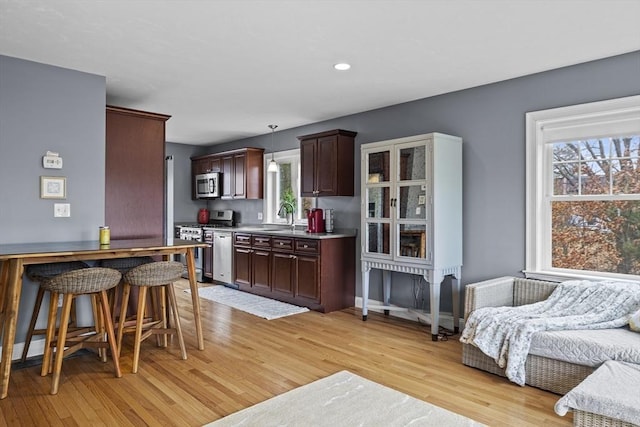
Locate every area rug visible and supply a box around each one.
[191,285,309,320]
[204,370,485,426]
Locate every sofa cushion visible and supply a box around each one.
[630,309,640,332]
[529,328,640,366]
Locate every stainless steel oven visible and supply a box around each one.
[176,225,204,282]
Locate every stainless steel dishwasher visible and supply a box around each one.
[213,230,233,285]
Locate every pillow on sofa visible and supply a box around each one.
[631,310,640,332]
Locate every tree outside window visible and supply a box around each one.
[551,137,640,274]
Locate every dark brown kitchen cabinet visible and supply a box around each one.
[233,233,271,292]
[271,237,295,297]
[271,252,295,296]
[251,234,271,291]
[191,148,263,200]
[293,239,321,304]
[298,129,357,197]
[106,106,170,239]
[233,233,252,288]
[233,232,355,313]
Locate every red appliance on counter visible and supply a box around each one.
[197,208,210,224]
[307,208,325,233]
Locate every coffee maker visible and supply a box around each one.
[307,208,325,233]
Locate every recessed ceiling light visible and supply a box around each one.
[334,63,351,71]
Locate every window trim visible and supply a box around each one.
[262,148,305,225]
[525,95,640,282]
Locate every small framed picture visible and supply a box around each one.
[40,176,66,199]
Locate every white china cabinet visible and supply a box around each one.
[360,133,462,341]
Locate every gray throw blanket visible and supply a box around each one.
[460,280,640,386]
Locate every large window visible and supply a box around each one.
[263,149,312,225]
[525,95,640,281]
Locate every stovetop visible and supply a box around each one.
[176,209,235,230]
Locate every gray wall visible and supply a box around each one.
[166,142,206,224]
[0,55,106,344]
[198,51,640,312]
[0,55,106,243]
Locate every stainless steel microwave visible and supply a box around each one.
[195,172,220,198]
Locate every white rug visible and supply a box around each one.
[204,370,485,426]
[193,285,309,320]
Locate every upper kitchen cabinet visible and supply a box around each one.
[191,148,264,200]
[106,106,170,239]
[192,156,221,175]
[298,129,357,197]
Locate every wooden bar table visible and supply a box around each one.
[0,238,207,399]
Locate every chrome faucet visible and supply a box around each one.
[277,201,296,229]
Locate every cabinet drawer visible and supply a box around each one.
[234,233,252,246]
[252,234,272,248]
[272,237,294,252]
[295,239,319,254]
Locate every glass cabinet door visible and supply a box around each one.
[398,145,426,181]
[395,142,429,260]
[367,150,391,183]
[397,224,427,259]
[364,149,392,256]
[366,222,390,255]
[362,142,431,262]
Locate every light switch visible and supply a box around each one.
[54,203,70,217]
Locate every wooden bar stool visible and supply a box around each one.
[98,257,154,321]
[21,261,89,362]
[40,267,122,394]
[118,261,186,373]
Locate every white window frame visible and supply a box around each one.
[525,95,640,282]
[263,148,306,225]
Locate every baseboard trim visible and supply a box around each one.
[0,338,46,362]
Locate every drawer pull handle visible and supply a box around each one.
[303,244,308,248]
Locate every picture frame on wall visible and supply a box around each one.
[40,176,66,199]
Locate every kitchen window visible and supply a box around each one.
[263,148,311,225]
[525,95,640,282]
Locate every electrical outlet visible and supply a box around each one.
[54,203,70,217]
[257,212,263,220]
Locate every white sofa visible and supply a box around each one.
[461,276,640,396]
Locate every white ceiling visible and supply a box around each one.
[1,0,639,146]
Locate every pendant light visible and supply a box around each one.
[267,124,278,173]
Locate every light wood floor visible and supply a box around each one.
[0,280,572,426]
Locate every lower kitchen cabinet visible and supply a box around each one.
[271,251,295,297]
[295,254,320,304]
[233,233,271,292]
[233,244,251,288]
[251,251,271,290]
[233,232,355,312]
